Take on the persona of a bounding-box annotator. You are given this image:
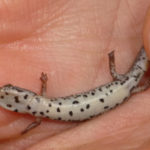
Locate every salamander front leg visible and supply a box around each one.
[40,72,48,97]
[108,51,124,80]
[21,117,42,134]
[21,73,48,134]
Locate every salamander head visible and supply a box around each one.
[0,84,36,112]
[0,84,36,95]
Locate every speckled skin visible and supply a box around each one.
[0,47,149,121]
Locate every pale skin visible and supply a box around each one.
[1,0,150,150]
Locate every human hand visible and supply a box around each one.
[0,0,150,149]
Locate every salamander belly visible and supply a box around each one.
[30,84,130,121]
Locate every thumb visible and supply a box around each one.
[143,7,150,56]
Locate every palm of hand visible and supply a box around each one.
[0,0,150,150]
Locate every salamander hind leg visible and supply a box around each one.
[131,78,150,94]
[21,72,48,135]
[21,117,42,134]
[131,59,150,94]
[108,51,124,80]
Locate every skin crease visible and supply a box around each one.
[0,0,150,149]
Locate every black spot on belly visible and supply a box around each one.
[99,98,104,103]
[24,94,28,99]
[104,106,109,109]
[91,92,95,96]
[86,104,90,109]
[27,105,31,110]
[69,111,73,116]
[14,109,18,112]
[98,88,102,91]
[120,81,125,85]
[5,92,9,95]
[46,110,49,113]
[14,96,20,103]
[1,96,4,99]
[59,102,62,105]
[32,111,37,115]
[72,101,79,104]
[133,73,140,82]
[110,90,113,93]
[137,65,143,70]
[48,103,52,107]
[40,112,44,115]
[57,107,61,112]
[58,117,62,120]
[126,76,129,81]
[80,108,84,112]
[106,84,111,89]
[6,104,12,107]
[83,94,88,98]
[115,81,118,85]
